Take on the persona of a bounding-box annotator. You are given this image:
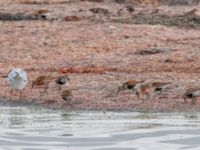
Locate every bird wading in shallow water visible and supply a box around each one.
[4,68,28,102]
[61,90,72,104]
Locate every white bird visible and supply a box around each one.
[5,68,28,101]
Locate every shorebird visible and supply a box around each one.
[125,5,134,13]
[117,79,145,93]
[4,68,28,101]
[134,82,154,101]
[134,81,171,101]
[183,88,200,104]
[61,90,72,104]
[152,81,171,95]
[31,75,52,95]
[55,74,70,90]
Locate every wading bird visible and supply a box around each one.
[117,79,145,93]
[61,90,72,104]
[152,82,171,95]
[31,75,52,95]
[134,82,154,101]
[183,88,200,104]
[4,68,28,102]
[134,81,171,101]
[55,74,70,90]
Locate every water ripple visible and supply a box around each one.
[0,103,200,149]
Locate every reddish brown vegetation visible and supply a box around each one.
[64,16,82,21]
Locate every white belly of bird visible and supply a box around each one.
[10,79,27,90]
[193,90,200,97]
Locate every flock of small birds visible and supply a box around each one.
[3,68,72,104]
[2,68,200,106]
[117,80,171,101]
[117,79,200,105]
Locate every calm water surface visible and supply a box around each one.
[0,102,200,150]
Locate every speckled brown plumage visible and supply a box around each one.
[31,75,52,93]
[55,74,70,90]
[183,88,200,104]
[152,82,171,94]
[61,90,72,104]
[135,82,154,100]
[117,79,145,93]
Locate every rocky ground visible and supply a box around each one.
[0,0,200,111]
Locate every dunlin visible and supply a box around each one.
[55,74,70,90]
[31,75,52,94]
[117,79,145,93]
[183,88,200,104]
[126,5,134,13]
[5,68,28,101]
[61,90,72,104]
[152,82,171,94]
[134,82,154,101]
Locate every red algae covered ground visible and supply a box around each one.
[0,0,200,111]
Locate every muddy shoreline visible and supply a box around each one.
[0,0,200,111]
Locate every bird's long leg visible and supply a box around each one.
[67,97,72,104]
[194,97,197,104]
[19,90,23,110]
[135,90,140,99]
[31,83,34,92]
[184,98,187,103]
[20,90,23,101]
[146,92,150,100]
[9,90,13,101]
[9,90,13,107]
[44,85,49,96]
[191,98,194,105]
[158,89,162,95]
[191,97,196,105]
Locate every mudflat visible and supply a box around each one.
[0,0,200,111]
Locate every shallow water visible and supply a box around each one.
[0,103,200,150]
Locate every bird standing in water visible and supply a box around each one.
[5,68,28,102]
